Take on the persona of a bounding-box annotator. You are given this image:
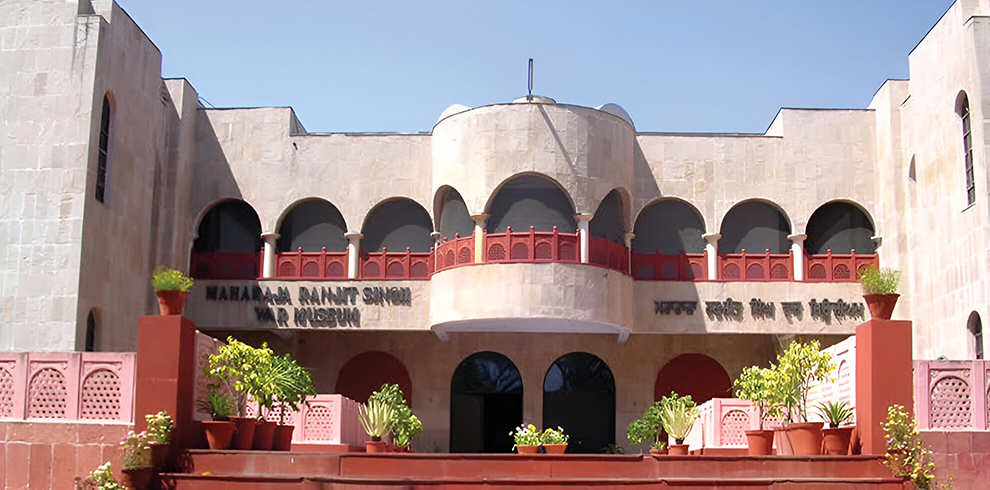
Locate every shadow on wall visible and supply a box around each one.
[191,110,247,233]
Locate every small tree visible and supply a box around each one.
[204,337,274,418]
[775,340,835,423]
[733,366,781,430]
[627,401,665,451]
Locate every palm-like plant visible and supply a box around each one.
[358,398,395,441]
[816,400,855,428]
[659,393,698,445]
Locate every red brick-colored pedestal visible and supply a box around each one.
[856,319,914,455]
[133,315,199,450]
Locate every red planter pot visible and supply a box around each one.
[649,448,668,456]
[253,419,276,450]
[782,422,824,455]
[272,425,294,451]
[365,441,387,453]
[543,443,567,454]
[120,467,154,490]
[515,445,540,454]
[149,442,170,469]
[822,426,854,455]
[864,293,899,320]
[744,429,775,456]
[230,417,257,450]
[156,290,189,316]
[667,444,689,455]
[203,421,236,450]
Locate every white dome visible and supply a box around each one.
[512,95,556,104]
[595,103,634,129]
[437,104,471,124]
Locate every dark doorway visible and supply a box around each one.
[450,352,523,453]
[543,352,615,453]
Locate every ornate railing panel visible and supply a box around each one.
[191,251,261,280]
[805,251,878,282]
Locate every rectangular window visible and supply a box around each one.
[95,96,110,203]
[962,102,975,205]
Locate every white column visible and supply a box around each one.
[575,214,593,264]
[344,231,363,279]
[702,233,721,280]
[261,233,280,278]
[471,213,488,263]
[871,235,883,257]
[788,234,807,281]
[623,232,636,274]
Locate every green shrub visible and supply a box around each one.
[857,265,900,295]
[152,266,194,292]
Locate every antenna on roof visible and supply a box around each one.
[527,58,534,101]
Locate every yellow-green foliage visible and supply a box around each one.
[857,265,900,295]
[152,265,194,292]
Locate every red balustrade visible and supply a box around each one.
[484,226,580,264]
[275,248,349,279]
[805,250,878,282]
[360,247,433,280]
[588,235,630,274]
[631,250,708,281]
[719,249,792,281]
[190,250,261,280]
[435,233,475,272]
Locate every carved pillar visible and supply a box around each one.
[702,233,721,280]
[576,214,593,264]
[261,233,280,278]
[344,231,363,279]
[788,233,807,281]
[623,232,636,275]
[471,214,489,264]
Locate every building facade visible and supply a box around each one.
[1,0,987,452]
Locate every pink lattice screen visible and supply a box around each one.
[683,398,761,450]
[0,352,135,422]
[915,360,989,430]
[242,394,364,446]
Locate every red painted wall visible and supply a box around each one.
[335,351,413,406]
[654,353,732,404]
[0,421,131,489]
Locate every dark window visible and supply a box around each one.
[85,310,96,352]
[277,200,347,252]
[718,201,791,254]
[438,188,474,242]
[194,201,263,253]
[487,175,576,234]
[543,352,615,453]
[632,200,706,254]
[450,352,523,453]
[589,190,625,243]
[969,312,984,360]
[805,202,876,255]
[95,94,112,203]
[961,95,975,206]
[362,199,434,253]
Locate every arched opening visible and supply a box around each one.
[437,187,474,242]
[95,92,114,204]
[84,309,98,352]
[362,199,434,253]
[543,352,615,453]
[718,201,791,254]
[487,175,576,233]
[969,312,984,360]
[957,91,976,206]
[589,190,626,243]
[335,351,412,406]
[276,199,347,252]
[632,199,705,254]
[450,352,523,453]
[192,200,263,279]
[805,202,876,254]
[654,354,731,405]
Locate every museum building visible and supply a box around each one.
[1,0,988,453]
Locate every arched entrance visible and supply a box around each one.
[335,352,412,406]
[450,352,523,453]
[655,354,731,404]
[543,352,615,453]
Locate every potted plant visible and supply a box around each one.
[627,401,666,455]
[119,431,153,490]
[151,265,194,316]
[358,397,395,453]
[882,404,944,489]
[368,384,421,452]
[145,411,173,469]
[510,424,541,454]
[816,400,855,455]
[204,337,273,450]
[197,387,237,449]
[79,462,119,490]
[733,366,781,455]
[857,265,900,320]
[775,340,835,455]
[540,426,569,454]
[659,393,697,455]
[269,353,316,451]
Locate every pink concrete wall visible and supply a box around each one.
[0,421,132,489]
[806,336,857,424]
[914,360,989,431]
[0,352,135,423]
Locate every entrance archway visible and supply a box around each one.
[450,352,523,453]
[335,352,412,406]
[543,352,615,453]
[655,354,731,404]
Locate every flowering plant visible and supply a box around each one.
[510,424,541,448]
[540,426,568,445]
[80,461,119,489]
[882,404,950,489]
[120,431,151,469]
[145,411,173,445]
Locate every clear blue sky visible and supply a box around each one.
[116,0,954,134]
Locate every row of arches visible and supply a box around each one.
[196,174,876,259]
[335,350,731,454]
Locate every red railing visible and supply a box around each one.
[360,247,433,280]
[435,233,475,272]
[276,248,349,279]
[484,226,579,264]
[719,249,792,281]
[588,235,630,273]
[805,250,878,282]
[632,250,707,281]
[190,250,261,279]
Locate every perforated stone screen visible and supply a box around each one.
[930,376,972,428]
[305,404,334,441]
[0,368,14,418]
[80,369,121,420]
[28,368,67,419]
[720,409,749,446]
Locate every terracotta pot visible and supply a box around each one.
[649,448,668,456]
[744,429,774,456]
[667,444,689,455]
[515,444,540,454]
[252,419,276,450]
[366,440,387,453]
[156,290,189,316]
[543,443,567,454]
[230,417,257,450]
[864,293,899,320]
[272,425,294,451]
[202,421,235,450]
[783,422,824,455]
[822,426,854,455]
[149,442,169,469]
[120,466,154,490]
